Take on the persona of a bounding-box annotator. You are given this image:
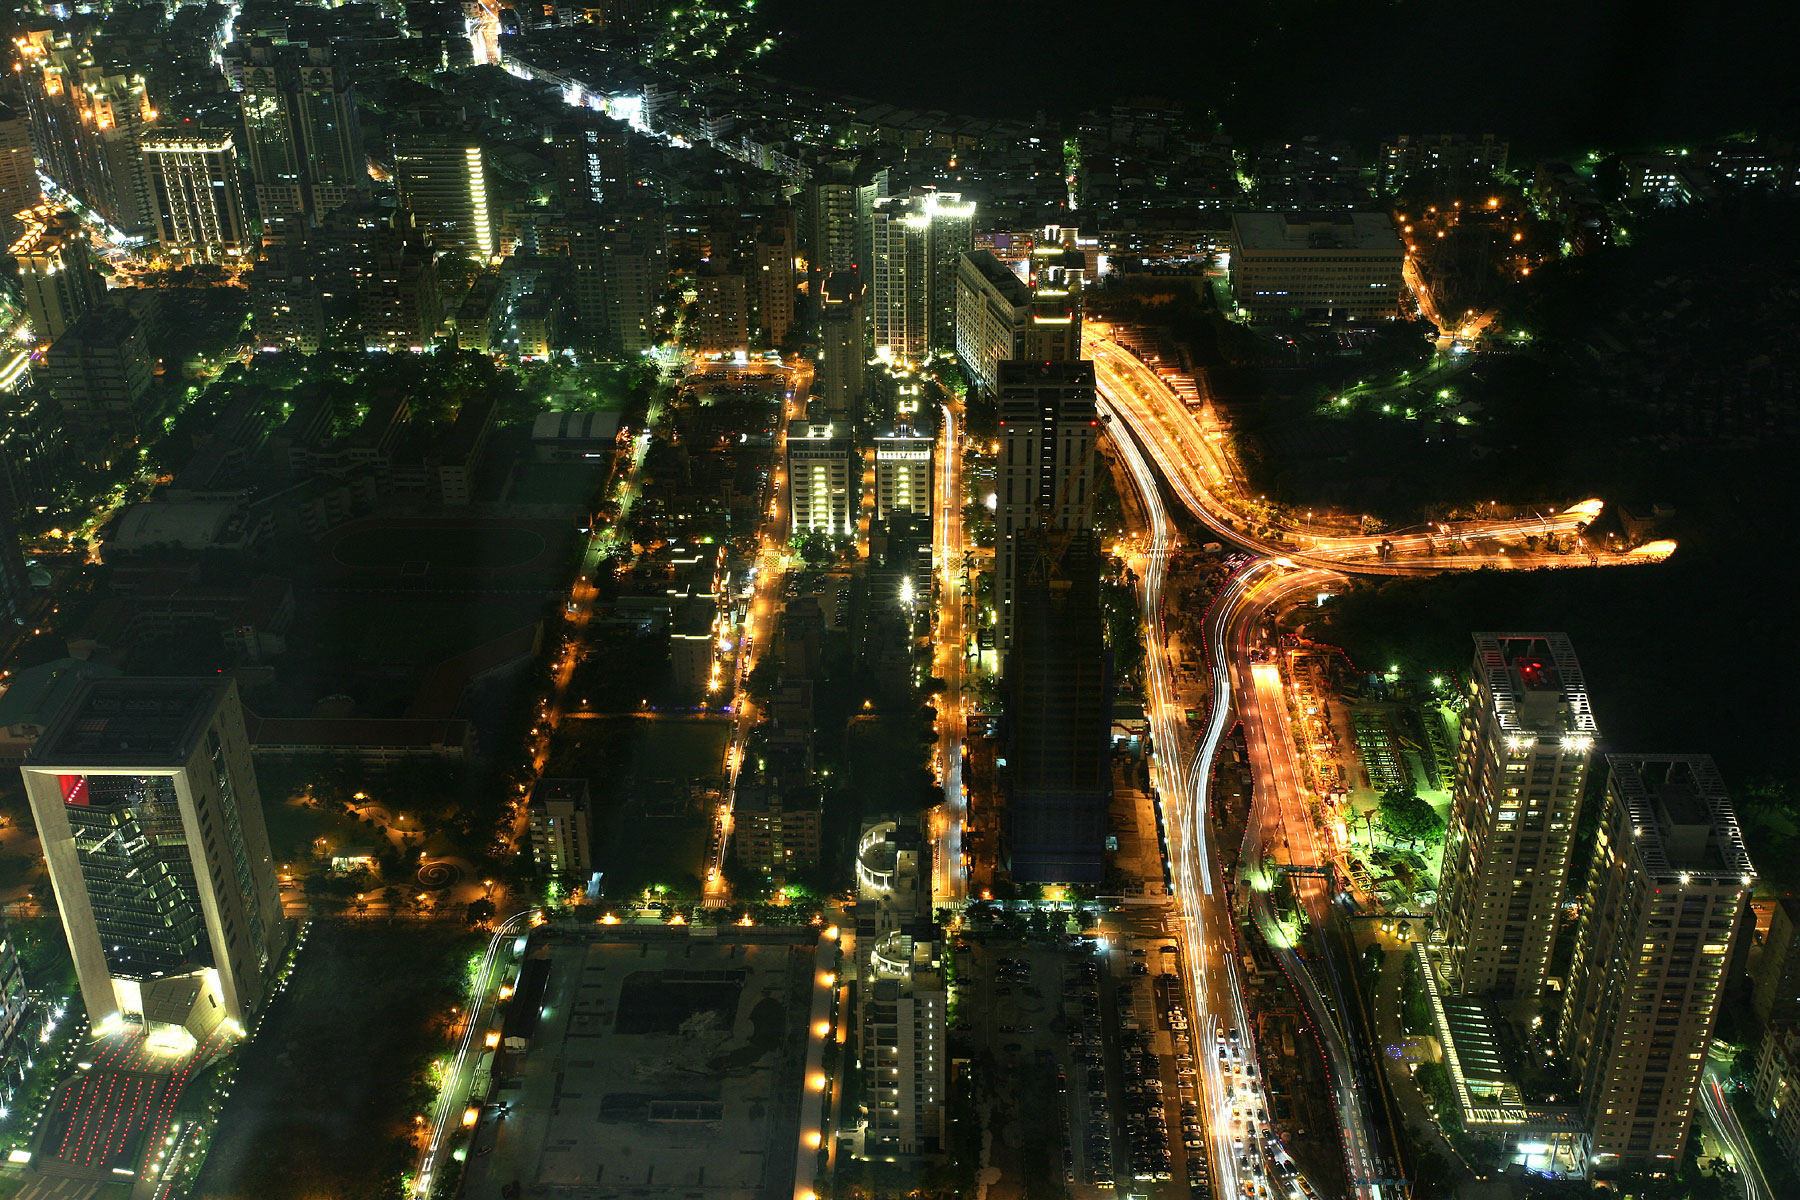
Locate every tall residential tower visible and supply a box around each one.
[1435,633,1596,1009]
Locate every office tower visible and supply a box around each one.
[0,102,41,248]
[9,206,105,345]
[1435,634,1595,1009]
[1752,896,1800,1030]
[236,41,366,219]
[527,778,593,879]
[954,250,1031,397]
[1022,226,1087,362]
[20,677,287,1047]
[786,419,856,540]
[16,32,156,238]
[1560,756,1753,1169]
[874,426,934,521]
[37,304,155,436]
[818,270,866,420]
[394,130,494,257]
[869,189,975,365]
[1377,133,1509,194]
[1228,212,1406,323]
[1004,530,1112,883]
[994,359,1099,650]
[143,130,248,262]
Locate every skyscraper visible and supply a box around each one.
[1435,633,1596,1009]
[235,41,366,220]
[143,130,249,262]
[9,205,105,345]
[803,155,887,294]
[1003,530,1112,883]
[395,130,494,258]
[818,270,867,420]
[869,190,974,365]
[874,426,934,521]
[20,678,287,1050]
[995,359,1100,651]
[1559,756,1753,1169]
[1022,226,1088,362]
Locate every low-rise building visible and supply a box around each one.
[528,778,593,879]
[1227,211,1406,323]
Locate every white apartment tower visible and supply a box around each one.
[786,420,856,540]
[869,190,974,365]
[995,359,1100,651]
[874,428,934,521]
[20,678,286,1051]
[1435,633,1596,1008]
[1560,756,1753,1169]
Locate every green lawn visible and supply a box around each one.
[339,595,543,666]
[331,524,546,571]
[509,461,607,507]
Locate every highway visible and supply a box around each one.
[413,906,539,1199]
[932,397,970,906]
[1699,1068,1773,1200]
[1082,324,1670,574]
[1105,404,1301,1200]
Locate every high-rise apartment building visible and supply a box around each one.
[995,359,1099,651]
[1004,530,1112,883]
[953,250,1030,398]
[9,206,105,345]
[692,268,750,351]
[874,427,934,521]
[37,303,155,437]
[567,207,666,354]
[16,32,156,238]
[785,420,856,539]
[235,41,366,219]
[1751,896,1800,1030]
[818,270,867,420]
[143,130,248,262]
[527,778,592,879]
[804,155,887,291]
[20,677,286,1049]
[0,102,42,248]
[548,111,628,212]
[1227,211,1406,323]
[869,190,974,365]
[1436,633,1596,1009]
[1377,133,1509,193]
[395,130,494,258]
[731,778,823,880]
[1560,756,1753,1169]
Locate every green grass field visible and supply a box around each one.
[332,524,546,571]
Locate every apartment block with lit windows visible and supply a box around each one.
[873,428,933,521]
[527,778,593,879]
[1560,756,1753,1169]
[394,130,494,258]
[1435,633,1596,1010]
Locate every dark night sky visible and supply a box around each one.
[760,0,1800,155]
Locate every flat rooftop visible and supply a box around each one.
[1473,632,1597,736]
[1231,211,1404,253]
[1611,754,1754,881]
[462,926,823,1200]
[25,677,231,768]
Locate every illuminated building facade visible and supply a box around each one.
[20,678,286,1050]
[1560,756,1752,1168]
[785,420,856,539]
[995,359,1099,651]
[869,189,974,364]
[10,206,105,345]
[394,131,494,258]
[16,30,156,237]
[1436,633,1596,1009]
[0,101,41,247]
[142,130,248,262]
[1021,227,1087,362]
[873,427,933,521]
[953,249,1030,398]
